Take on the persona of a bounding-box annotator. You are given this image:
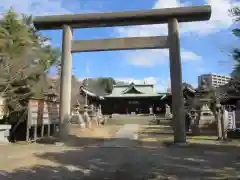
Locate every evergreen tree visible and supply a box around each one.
[230,6,240,77]
[0,9,60,123]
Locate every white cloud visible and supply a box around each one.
[181,51,202,61]
[124,49,201,67]
[116,0,239,67]
[0,0,71,16]
[181,0,239,35]
[116,0,238,37]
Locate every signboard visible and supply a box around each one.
[43,102,59,124]
[227,111,236,130]
[222,109,236,130]
[27,99,60,126]
[27,99,39,126]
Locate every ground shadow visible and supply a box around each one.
[36,134,107,147]
[1,135,240,180]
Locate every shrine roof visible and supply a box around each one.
[105,83,164,98]
[80,86,105,99]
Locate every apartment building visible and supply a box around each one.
[198,74,232,88]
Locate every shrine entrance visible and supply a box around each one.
[33,5,211,143]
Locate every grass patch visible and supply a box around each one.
[140,135,218,142]
[188,136,217,140]
[139,126,217,141]
[140,137,173,142]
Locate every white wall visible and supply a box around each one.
[0,96,5,119]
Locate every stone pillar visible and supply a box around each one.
[168,18,186,143]
[59,25,72,140]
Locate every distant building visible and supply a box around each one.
[79,81,199,115]
[198,74,232,88]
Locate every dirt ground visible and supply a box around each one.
[0,125,120,170]
[69,124,120,138]
[0,125,239,180]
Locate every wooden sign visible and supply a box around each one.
[27,99,60,126]
[27,99,39,126]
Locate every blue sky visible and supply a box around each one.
[0,0,239,91]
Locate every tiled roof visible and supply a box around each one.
[105,83,162,98]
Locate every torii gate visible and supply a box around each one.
[33,5,211,143]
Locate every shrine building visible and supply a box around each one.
[79,82,171,115]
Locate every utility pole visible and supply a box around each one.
[85,62,89,106]
[85,80,88,105]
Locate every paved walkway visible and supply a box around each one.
[101,124,139,148]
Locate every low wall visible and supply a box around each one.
[0,125,11,144]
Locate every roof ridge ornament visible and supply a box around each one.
[129,82,135,86]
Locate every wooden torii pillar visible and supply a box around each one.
[33,5,211,143]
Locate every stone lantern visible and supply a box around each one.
[195,80,211,106]
[73,100,81,111]
[193,79,215,134]
[44,84,58,102]
[72,100,81,116]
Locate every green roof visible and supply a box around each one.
[105,83,163,98]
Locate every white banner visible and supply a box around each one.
[223,110,236,130]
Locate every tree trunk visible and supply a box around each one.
[221,108,228,140]
[217,109,223,140]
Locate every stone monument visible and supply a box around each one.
[149,106,153,115]
[98,105,102,115]
[97,105,106,126]
[83,105,91,128]
[71,101,86,128]
[89,104,99,127]
[165,104,172,119]
[187,108,198,134]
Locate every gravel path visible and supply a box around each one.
[101,124,139,148]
